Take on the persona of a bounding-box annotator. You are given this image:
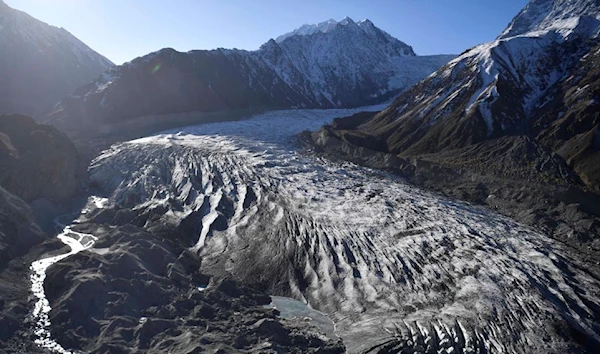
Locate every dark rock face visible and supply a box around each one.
[0,0,114,117]
[0,114,80,202]
[0,186,45,269]
[47,49,311,138]
[0,185,49,352]
[532,41,600,191]
[45,18,454,138]
[44,223,345,354]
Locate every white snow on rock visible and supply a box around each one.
[259,17,451,107]
[500,0,600,39]
[399,0,600,135]
[275,18,340,43]
[52,17,454,121]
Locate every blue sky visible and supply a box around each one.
[6,0,529,65]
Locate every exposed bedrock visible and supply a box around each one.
[0,114,81,203]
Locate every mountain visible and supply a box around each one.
[0,0,113,117]
[45,17,454,138]
[315,0,600,190]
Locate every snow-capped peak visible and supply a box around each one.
[500,0,600,39]
[339,16,355,25]
[275,16,374,43]
[275,19,339,43]
[0,0,10,12]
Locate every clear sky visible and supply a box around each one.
[5,0,529,65]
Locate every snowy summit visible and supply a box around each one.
[274,17,396,44]
[275,18,340,43]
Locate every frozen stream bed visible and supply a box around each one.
[67,106,600,353]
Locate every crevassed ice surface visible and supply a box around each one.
[89,107,600,353]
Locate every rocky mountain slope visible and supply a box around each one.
[0,114,80,203]
[0,0,113,117]
[45,17,454,138]
[0,186,45,270]
[312,0,600,245]
[0,185,47,350]
[0,113,81,270]
[315,0,600,188]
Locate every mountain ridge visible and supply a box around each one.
[45,18,454,138]
[315,0,600,183]
[274,17,413,56]
[0,0,114,117]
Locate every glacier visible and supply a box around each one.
[74,106,600,353]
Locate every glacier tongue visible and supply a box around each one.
[89,107,600,353]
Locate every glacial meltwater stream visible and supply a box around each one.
[30,202,103,353]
